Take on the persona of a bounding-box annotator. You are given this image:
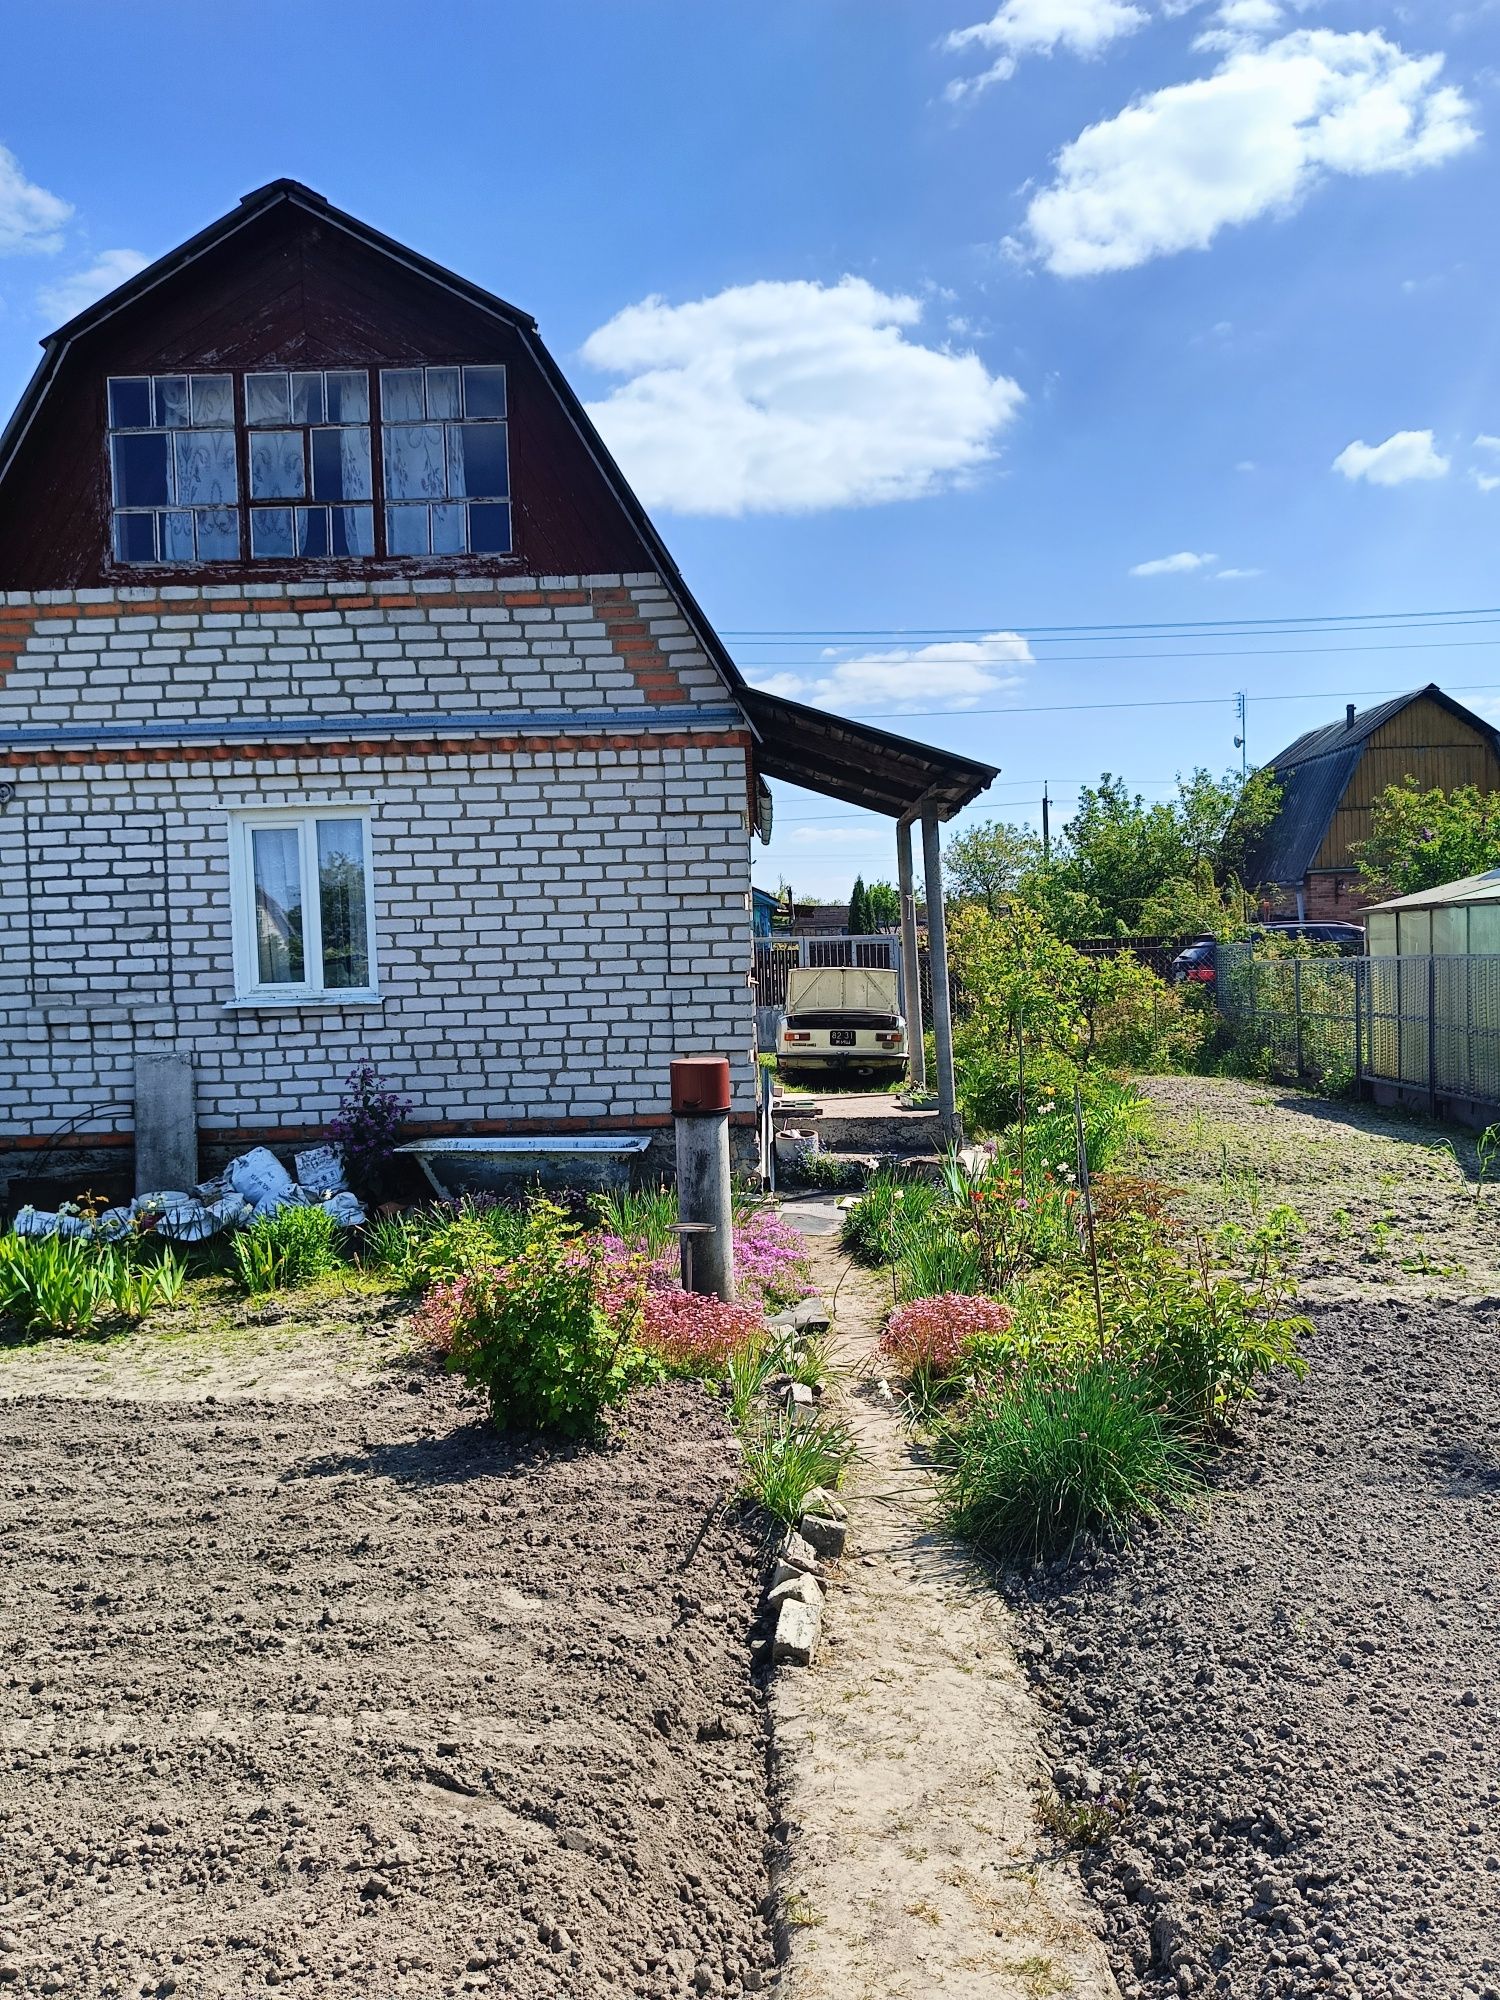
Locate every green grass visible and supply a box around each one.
[230,1204,344,1295]
[740,1408,859,1527]
[939,1361,1199,1562]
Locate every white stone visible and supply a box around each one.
[772,1598,821,1666]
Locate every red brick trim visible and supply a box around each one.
[0,1110,756,1155]
[2,726,751,772]
[590,586,690,703]
[0,605,40,690]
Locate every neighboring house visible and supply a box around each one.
[1245,685,1500,922]
[751,886,783,937]
[0,181,993,1199]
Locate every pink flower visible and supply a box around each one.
[880,1293,1014,1379]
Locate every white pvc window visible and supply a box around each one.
[228,808,377,1002]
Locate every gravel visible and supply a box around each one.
[1009,1297,1500,2000]
[0,1375,776,1998]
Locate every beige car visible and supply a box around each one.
[776,966,909,1082]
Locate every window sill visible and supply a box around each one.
[223,991,383,1012]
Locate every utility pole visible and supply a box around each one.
[1041,782,1051,862]
[1235,692,1248,778]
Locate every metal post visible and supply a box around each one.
[920,810,960,1147]
[896,816,927,1093]
[1353,958,1363,1096]
[1293,958,1304,1078]
[671,1057,735,1301]
[1432,956,1448,1120]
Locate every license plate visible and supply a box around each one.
[829,1029,856,1048]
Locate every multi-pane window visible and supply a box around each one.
[106,362,511,567]
[381,365,511,557]
[245,369,375,560]
[107,374,240,564]
[229,807,376,1001]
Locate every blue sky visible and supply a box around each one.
[2,0,1497,897]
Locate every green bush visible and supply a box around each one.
[231,1204,343,1295]
[1109,1245,1309,1429]
[939,1361,1199,1561]
[440,1202,653,1438]
[361,1197,530,1288]
[840,1168,941,1265]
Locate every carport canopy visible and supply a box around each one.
[742,687,998,1148]
[740,687,997,822]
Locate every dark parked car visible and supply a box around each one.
[1169,923,1366,989]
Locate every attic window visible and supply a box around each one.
[246,369,374,560]
[107,374,240,563]
[380,365,511,556]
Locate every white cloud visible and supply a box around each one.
[1332,429,1450,485]
[1470,437,1500,492]
[1129,550,1218,576]
[788,825,891,846]
[1026,28,1478,276]
[583,278,1024,516]
[750,632,1032,714]
[0,144,71,256]
[944,0,1147,98]
[1214,565,1264,578]
[37,248,149,323]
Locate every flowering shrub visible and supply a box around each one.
[414,1201,654,1437]
[881,1293,1015,1384]
[328,1065,413,1199]
[637,1288,765,1373]
[734,1208,812,1310]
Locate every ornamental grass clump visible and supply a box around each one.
[230,1203,343,1296]
[939,1361,1199,1562]
[740,1407,859,1528]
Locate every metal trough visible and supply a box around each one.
[396,1134,653,1199]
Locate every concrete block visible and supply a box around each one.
[766,1571,824,1614]
[773,1598,821,1666]
[798,1511,848,1561]
[133,1052,197,1195]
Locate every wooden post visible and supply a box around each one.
[920,810,960,1147]
[897,816,927,1093]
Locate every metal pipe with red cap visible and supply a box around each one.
[670,1055,736,1302]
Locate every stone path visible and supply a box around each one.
[771,1208,1120,2000]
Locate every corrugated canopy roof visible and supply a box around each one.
[1362,867,1500,914]
[741,687,997,821]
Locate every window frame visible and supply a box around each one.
[105,362,512,572]
[227,805,379,1006]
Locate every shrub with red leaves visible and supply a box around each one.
[881,1293,1014,1381]
[637,1288,765,1373]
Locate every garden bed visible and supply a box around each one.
[0,1366,777,1998]
[1009,1294,1500,1999]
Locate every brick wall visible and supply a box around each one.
[0,572,758,1190]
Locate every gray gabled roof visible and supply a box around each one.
[1246,685,1500,885]
[1363,867,1500,915]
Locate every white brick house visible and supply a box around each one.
[0,183,992,1201]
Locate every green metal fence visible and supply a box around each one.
[1218,943,1500,1114]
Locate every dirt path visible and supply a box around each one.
[772,1210,1120,2000]
[0,1365,776,1999]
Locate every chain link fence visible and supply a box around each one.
[1218,942,1500,1114]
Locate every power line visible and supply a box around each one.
[721,603,1500,640]
[822,679,1500,724]
[738,633,1500,670]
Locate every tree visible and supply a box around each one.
[1355,780,1500,896]
[848,875,870,934]
[864,879,901,929]
[943,820,1042,912]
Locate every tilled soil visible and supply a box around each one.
[0,1375,776,1999]
[1010,1298,1500,2000]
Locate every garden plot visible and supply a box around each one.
[1012,1293,1500,2000]
[1130,1074,1500,1302]
[0,1365,777,1999]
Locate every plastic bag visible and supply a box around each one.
[227,1147,298,1216]
[320,1190,366,1228]
[294,1146,347,1195]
